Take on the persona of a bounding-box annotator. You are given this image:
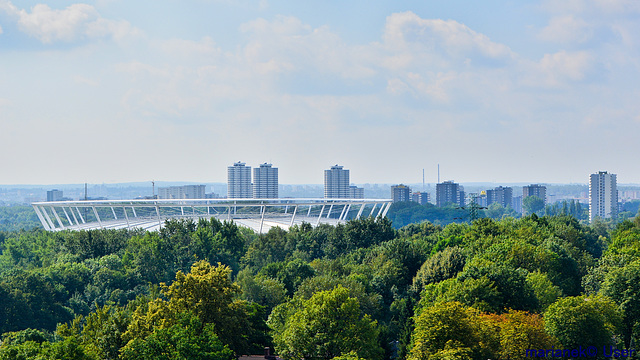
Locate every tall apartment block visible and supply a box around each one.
[227,162,252,199]
[523,184,547,205]
[253,163,278,199]
[436,181,465,207]
[589,171,618,222]
[324,165,350,198]
[486,186,513,208]
[391,184,411,203]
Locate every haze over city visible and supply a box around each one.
[1,0,639,185]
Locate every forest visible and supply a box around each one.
[1,210,640,359]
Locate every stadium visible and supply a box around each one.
[31,198,393,233]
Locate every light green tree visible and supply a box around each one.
[544,295,621,349]
[269,285,383,360]
[408,301,495,360]
[120,312,234,360]
[124,261,260,355]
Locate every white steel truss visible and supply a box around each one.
[32,198,393,234]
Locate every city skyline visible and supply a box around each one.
[1,1,640,184]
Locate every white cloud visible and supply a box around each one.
[240,15,376,79]
[0,1,139,44]
[540,50,593,81]
[538,15,592,43]
[111,12,524,123]
[381,12,514,64]
[521,50,594,88]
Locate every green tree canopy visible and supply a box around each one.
[544,295,621,349]
[523,196,545,215]
[268,285,383,360]
[120,312,234,360]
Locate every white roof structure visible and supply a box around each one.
[32,198,393,234]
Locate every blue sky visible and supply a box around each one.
[1,0,639,185]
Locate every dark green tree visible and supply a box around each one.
[523,196,545,215]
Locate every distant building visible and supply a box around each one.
[324,165,350,198]
[468,192,486,207]
[158,185,206,199]
[436,181,464,207]
[391,184,411,203]
[411,191,430,205]
[46,189,64,202]
[253,163,278,199]
[475,191,488,207]
[349,185,364,199]
[512,195,523,213]
[523,184,547,204]
[228,162,252,199]
[486,186,513,208]
[589,171,618,222]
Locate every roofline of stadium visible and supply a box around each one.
[32,198,393,234]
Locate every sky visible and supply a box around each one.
[1,0,639,185]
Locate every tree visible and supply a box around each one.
[162,261,254,353]
[269,285,383,360]
[483,203,517,220]
[600,260,640,348]
[120,312,234,360]
[236,269,287,314]
[408,301,496,360]
[77,304,132,360]
[493,310,557,359]
[458,261,539,312]
[0,269,72,333]
[544,295,621,349]
[331,351,367,360]
[413,246,465,292]
[0,333,97,360]
[409,302,557,360]
[526,271,562,311]
[523,196,545,215]
[125,261,263,355]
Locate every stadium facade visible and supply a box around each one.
[32,198,392,234]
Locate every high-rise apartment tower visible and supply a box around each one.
[324,165,350,198]
[253,163,278,199]
[589,171,618,223]
[391,184,411,203]
[523,184,547,205]
[436,181,465,207]
[486,186,513,208]
[227,162,252,199]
